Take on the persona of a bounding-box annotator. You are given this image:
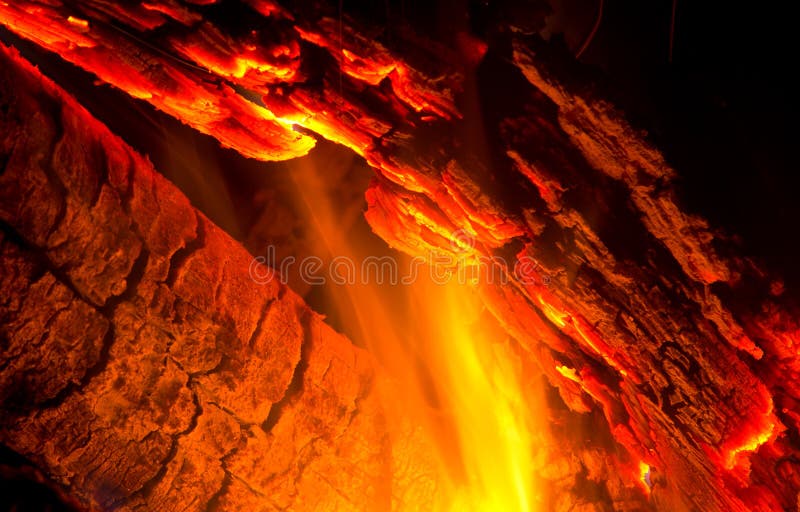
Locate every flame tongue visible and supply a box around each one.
[284,158,550,511]
[410,279,547,511]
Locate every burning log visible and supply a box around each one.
[1,0,800,510]
[0,44,396,510]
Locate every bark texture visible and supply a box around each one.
[0,44,394,511]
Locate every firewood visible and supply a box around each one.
[0,44,394,511]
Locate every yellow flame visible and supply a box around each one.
[286,154,549,510]
[419,280,545,511]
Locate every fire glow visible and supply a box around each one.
[286,156,550,511]
[3,1,799,510]
[0,6,560,506]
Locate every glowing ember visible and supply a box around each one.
[66,15,89,28]
[722,403,778,471]
[0,2,315,161]
[555,365,580,383]
[639,462,652,493]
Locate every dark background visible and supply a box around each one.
[571,0,800,287]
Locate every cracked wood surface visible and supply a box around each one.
[0,44,394,511]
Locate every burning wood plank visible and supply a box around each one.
[0,0,315,161]
[0,43,400,511]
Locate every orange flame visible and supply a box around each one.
[286,155,550,510]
